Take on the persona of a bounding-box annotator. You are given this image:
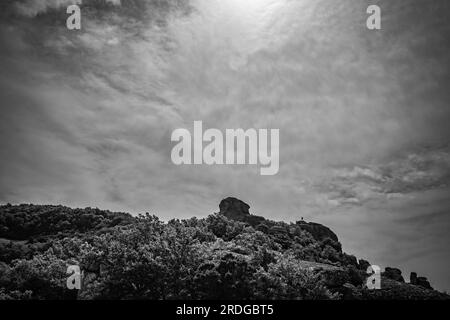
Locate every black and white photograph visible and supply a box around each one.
[0,0,450,311]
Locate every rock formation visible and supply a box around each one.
[411,272,433,290]
[383,267,405,282]
[358,259,371,271]
[296,220,339,242]
[219,197,338,242]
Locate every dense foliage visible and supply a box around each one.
[0,204,447,300]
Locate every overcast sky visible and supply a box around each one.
[1,0,450,291]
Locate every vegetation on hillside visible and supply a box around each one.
[0,201,447,300]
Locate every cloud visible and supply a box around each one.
[316,147,450,207]
[1,0,449,214]
[15,0,82,17]
[13,0,122,17]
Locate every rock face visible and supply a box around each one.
[218,197,265,226]
[410,272,418,285]
[296,220,339,242]
[417,277,433,290]
[410,272,433,290]
[218,197,443,296]
[358,259,371,271]
[219,198,265,227]
[219,197,250,219]
[219,197,338,242]
[383,267,405,283]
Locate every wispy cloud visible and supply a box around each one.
[315,146,450,207]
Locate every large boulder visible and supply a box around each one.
[410,272,418,285]
[358,259,371,271]
[417,277,433,290]
[410,272,433,290]
[219,198,265,226]
[382,267,405,283]
[219,197,250,217]
[296,220,339,242]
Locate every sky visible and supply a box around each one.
[0,0,450,291]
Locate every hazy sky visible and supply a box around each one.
[1,0,450,291]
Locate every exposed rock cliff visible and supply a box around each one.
[219,197,338,242]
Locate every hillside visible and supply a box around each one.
[0,198,448,300]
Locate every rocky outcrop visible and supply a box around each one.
[410,272,433,290]
[219,197,339,242]
[358,259,371,271]
[295,220,339,242]
[410,272,418,285]
[382,267,405,283]
[219,197,265,226]
[219,197,250,217]
[217,197,443,297]
[417,277,433,290]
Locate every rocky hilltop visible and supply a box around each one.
[217,197,442,298]
[219,197,338,242]
[0,198,448,300]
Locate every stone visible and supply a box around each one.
[219,197,250,217]
[296,220,339,242]
[382,267,405,282]
[219,197,265,226]
[358,259,371,271]
[417,276,433,290]
[410,272,418,285]
[410,272,433,290]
